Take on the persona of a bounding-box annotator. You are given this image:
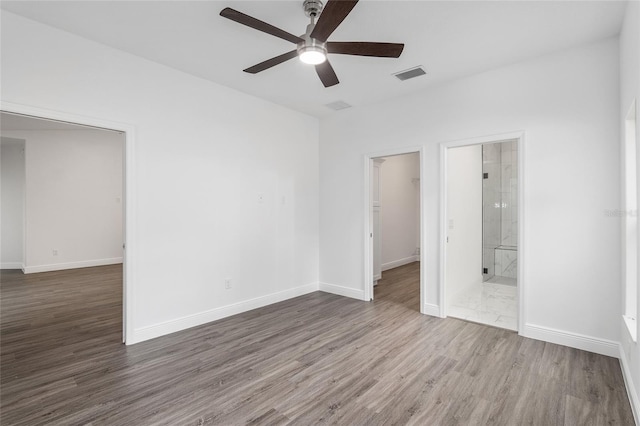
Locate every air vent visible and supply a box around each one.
[325,100,352,111]
[393,66,427,81]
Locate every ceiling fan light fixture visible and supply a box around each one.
[221,0,405,87]
[298,45,327,65]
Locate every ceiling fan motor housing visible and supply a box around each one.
[299,0,327,63]
[298,23,327,64]
[303,0,323,18]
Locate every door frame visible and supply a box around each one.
[1,101,136,344]
[363,146,425,312]
[439,131,525,331]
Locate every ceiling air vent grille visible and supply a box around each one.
[393,66,426,81]
[325,101,352,111]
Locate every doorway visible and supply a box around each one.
[441,133,524,331]
[0,105,134,342]
[365,148,424,313]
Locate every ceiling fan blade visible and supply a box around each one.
[220,7,303,44]
[327,42,404,58]
[315,60,340,87]
[310,0,359,43]
[243,50,299,74]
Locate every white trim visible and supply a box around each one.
[319,282,366,301]
[439,131,525,149]
[1,101,136,345]
[364,146,425,310]
[624,315,638,343]
[521,323,619,358]
[438,143,448,318]
[364,156,373,302]
[517,133,526,332]
[129,282,319,344]
[23,257,123,274]
[439,131,525,325]
[619,343,640,425]
[419,149,426,314]
[381,255,419,271]
[423,303,441,317]
[623,99,639,344]
[0,262,24,270]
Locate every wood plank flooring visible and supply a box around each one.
[1,265,635,425]
[374,262,420,312]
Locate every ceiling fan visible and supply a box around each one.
[220,0,405,88]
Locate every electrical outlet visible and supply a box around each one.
[225,279,232,290]
[52,249,58,256]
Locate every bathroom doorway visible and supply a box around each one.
[442,134,522,331]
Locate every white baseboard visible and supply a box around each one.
[23,257,123,274]
[619,343,640,426]
[129,282,319,345]
[319,282,366,301]
[423,303,442,317]
[1,262,24,270]
[382,255,420,271]
[521,323,619,358]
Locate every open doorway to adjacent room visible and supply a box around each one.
[0,111,127,345]
[367,150,422,312]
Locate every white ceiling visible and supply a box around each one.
[1,0,628,117]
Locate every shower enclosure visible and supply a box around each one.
[482,140,518,284]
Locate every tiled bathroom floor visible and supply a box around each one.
[448,278,517,331]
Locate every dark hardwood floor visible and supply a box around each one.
[1,265,634,425]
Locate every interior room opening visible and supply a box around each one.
[446,140,518,331]
[0,111,126,342]
[371,152,421,312]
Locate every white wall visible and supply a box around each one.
[446,145,482,306]
[380,152,420,270]
[1,130,124,273]
[0,137,25,269]
[1,12,319,343]
[619,0,640,420]
[320,38,621,351]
